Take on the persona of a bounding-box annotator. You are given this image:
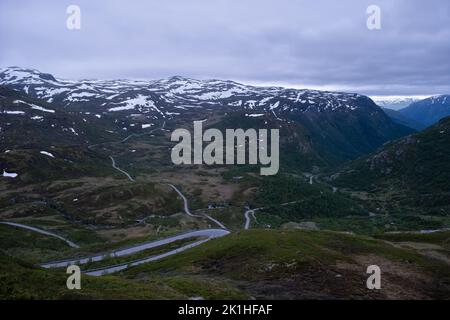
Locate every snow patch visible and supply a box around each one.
[40,151,55,158]
[30,105,55,113]
[245,113,265,117]
[3,111,25,115]
[2,170,18,178]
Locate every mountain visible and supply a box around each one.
[0,66,413,168]
[381,107,424,130]
[0,86,122,184]
[399,95,450,128]
[0,85,124,147]
[331,116,450,215]
[371,96,425,111]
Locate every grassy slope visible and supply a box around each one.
[375,230,450,247]
[0,251,247,300]
[123,229,450,299]
[1,227,449,299]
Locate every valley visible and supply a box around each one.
[0,67,449,300]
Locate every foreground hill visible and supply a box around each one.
[331,117,450,215]
[0,251,244,299]
[2,229,449,299]
[124,229,450,299]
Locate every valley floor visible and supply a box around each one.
[1,118,449,300]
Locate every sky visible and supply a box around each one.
[1,0,449,96]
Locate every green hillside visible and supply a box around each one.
[122,229,450,299]
[332,117,450,215]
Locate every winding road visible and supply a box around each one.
[243,200,304,229]
[85,238,210,276]
[0,221,79,248]
[91,121,167,182]
[244,208,261,229]
[110,156,135,182]
[167,184,227,230]
[41,229,229,275]
[244,209,254,230]
[5,120,232,275]
[91,122,228,231]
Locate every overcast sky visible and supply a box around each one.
[1,0,449,95]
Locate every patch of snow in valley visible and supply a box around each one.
[108,95,158,112]
[196,88,244,100]
[245,113,265,117]
[40,151,55,158]
[69,92,98,98]
[2,170,18,178]
[259,97,272,106]
[269,101,280,110]
[3,110,25,115]
[13,100,55,113]
[30,104,55,113]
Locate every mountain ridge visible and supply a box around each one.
[399,95,450,128]
[1,66,414,168]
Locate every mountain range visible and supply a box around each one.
[372,94,450,130]
[1,66,448,219]
[372,96,425,111]
[0,66,413,170]
[399,95,450,129]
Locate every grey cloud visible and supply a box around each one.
[0,0,449,95]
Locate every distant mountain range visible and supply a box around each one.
[372,96,426,111]
[372,95,450,130]
[399,95,450,129]
[0,66,413,170]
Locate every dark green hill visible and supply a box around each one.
[123,229,450,299]
[332,117,450,214]
[0,251,244,299]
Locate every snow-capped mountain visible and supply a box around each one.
[1,66,374,120]
[0,66,414,166]
[0,85,125,148]
[371,96,429,111]
[399,95,450,128]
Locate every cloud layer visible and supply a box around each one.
[1,0,449,95]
